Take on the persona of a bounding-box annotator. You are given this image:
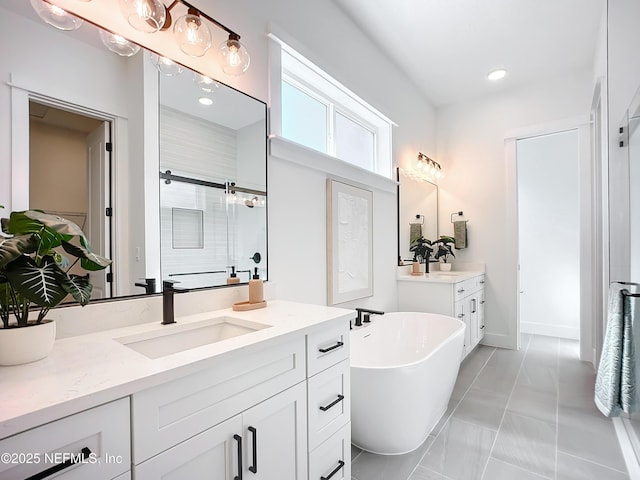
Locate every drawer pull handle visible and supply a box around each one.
[26,447,91,480]
[320,460,345,480]
[457,288,465,293]
[248,426,258,474]
[480,280,485,284]
[319,394,345,412]
[318,341,344,354]
[480,325,485,329]
[457,314,465,318]
[234,434,243,480]
[480,300,485,305]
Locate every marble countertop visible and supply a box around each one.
[397,270,485,284]
[0,300,354,440]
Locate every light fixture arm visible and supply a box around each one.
[161,0,240,39]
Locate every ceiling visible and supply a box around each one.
[333,0,605,108]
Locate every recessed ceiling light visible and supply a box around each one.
[487,69,507,81]
[198,97,214,106]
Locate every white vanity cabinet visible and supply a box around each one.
[398,273,485,359]
[0,398,130,480]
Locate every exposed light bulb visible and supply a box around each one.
[218,34,250,76]
[30,0,83,30]
[119,0,166,33]
[174,9,211,57]
[193,73,219,93]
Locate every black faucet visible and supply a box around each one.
[162,280,188,325]
[354,308,385,327]
[135,278,157,295]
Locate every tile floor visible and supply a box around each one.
[350,335,630,480]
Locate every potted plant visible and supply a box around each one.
[434,236,456,271]
[409,236,433,275]
[0,210,111,365]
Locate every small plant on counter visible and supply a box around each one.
[410,236,433,264]
[0,210,111,328]
[434,236,456,263]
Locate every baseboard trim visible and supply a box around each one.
[614,417,640,480]
[520,321,579,339]
[480,333,515,350]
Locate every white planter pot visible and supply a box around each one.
[440,263,452,272]
[0,320,56,366]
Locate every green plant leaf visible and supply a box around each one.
[21,210,84,238]
[63,274,93,306]
[5,255,68,308]
[0,235,37,269]
[62,240,111,271]
[6,212,64,250]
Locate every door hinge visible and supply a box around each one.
[106,142,113,152]
[106,272,113,283]
[106,207,113,217]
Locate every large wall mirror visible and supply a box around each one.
[396,168,438,264]
[1,0,267,299]
[626,87,640,281]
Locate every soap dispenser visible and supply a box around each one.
[227,266,240,284]
[249,267,264,304]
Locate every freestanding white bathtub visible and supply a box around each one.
[350,312,465,455]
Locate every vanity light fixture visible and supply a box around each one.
[30,0,84,31]
[415,153,443,181]
[119,0,250,74]
[487,69,507,81]
[99,30,141,57]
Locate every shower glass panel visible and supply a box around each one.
[160,178,230,289]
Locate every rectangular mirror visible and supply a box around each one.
[397,168,438,263]
[1,0,268,298]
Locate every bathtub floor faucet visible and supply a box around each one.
[355,308,385,327]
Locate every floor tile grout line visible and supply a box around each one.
[351,449,364,464]
[403,346,498,480]
[479,334,531,480]
[557,449,631,475]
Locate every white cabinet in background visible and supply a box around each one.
[398,273,485,359]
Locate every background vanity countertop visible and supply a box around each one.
[397,270,485,284]
[0,300,354,440]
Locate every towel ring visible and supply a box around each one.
[451,211,468,223]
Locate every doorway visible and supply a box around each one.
[516,129,581,339]
[28,100,113,299]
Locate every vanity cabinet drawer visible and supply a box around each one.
[307,321,350,376]
[131,336,305,464]
[307,359,351,450]
[0,398,130,480]
[308,423,351,480]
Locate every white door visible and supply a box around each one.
[517,129,580,339]
[242,382,307,480]
[86,122,111,298]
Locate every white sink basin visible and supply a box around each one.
[428,271,467,277]
[115,316,271,359]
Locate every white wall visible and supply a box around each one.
[517,130,580,339]
[436,71,593,348]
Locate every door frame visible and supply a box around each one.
[10,86,119,297]
[505,115,591,359]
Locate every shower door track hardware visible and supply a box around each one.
[169,270,227,277]
[160,170,266,196]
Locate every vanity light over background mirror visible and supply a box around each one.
[2,0,268,300]
[397,167,439,264]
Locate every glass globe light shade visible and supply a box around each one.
[193,73,219,93]
[218,35,250,76]
[119,0,166,33]
[174,10,211,57]
[99,30,140,57]
[150,54,184,76]
[30,0,83,31]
